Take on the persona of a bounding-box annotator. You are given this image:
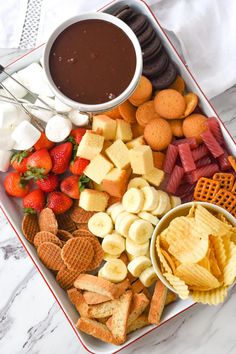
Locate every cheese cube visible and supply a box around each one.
[102,168,129,197]
[143,167,165,187]
[105,139,130,170]
[116,119,132,142]
[84,154,113,184]
[77,131,104,160]
[129,145,154,174]
[79,189,109,211]
[92,115,117,140]
[126,136,145,149]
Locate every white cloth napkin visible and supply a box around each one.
[0,0,236,98]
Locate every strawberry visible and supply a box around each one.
[60,175,80,199]
[69,156,89,175]
[34,132,55,151]
[47,191,73,214]
[36,174,59,193]
[70,128,86,144]
[4,172,29,198]
[23,189,46,213]
[26,148,52,179]
[11,151,31,173]
[50,142,73,175]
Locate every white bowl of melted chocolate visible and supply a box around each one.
[43,12,142,113]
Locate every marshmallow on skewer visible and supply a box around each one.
[68,110,89,126]
[17,63,54,97]
[11,120,41,150]
[54,96,72,113]
[1,72,27,98]
[0,129,16,150]
[0,150,12,172]
[46,115,72,142]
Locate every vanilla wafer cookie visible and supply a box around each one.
[37,242,64,271]
[61,237,94,272]
[38,208,58,234]
[57,229,73,242]
[56,212,77,233]
[70,206,94,223]
[34,231,63,248]
[22,213,39,244]
[56,265,82,289]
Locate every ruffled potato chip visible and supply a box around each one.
[223,241,236,286]
[210,235,227,271]
[163,272,189,300]
[156,236,172,274]
[191,286,228,305]
[208,247,222,279]
[161,249,176,274]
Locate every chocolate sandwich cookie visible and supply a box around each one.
[143,38,163,63]
[143,50,169,77]
[142,35,162,60]
[113,5,133,22]
[127,14,148,35]
[151,61,177,90]
[138,24,155,46]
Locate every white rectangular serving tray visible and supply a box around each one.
[0,1,235,353]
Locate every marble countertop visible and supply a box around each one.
[0,48,236,354]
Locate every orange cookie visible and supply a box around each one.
[152,151,166,169]
[104,106,122,119]
[144,118,172,151]
[131,123,145,138]
[129,75,152,106]
[182,93,198,117]
[38,208,58,234]
[61,237,94,271]
[37,242,64,271]
[118,100,136,123]
[168,75,185,94]
[182,113,208,143]
[136,100,161,127]
[22,213,39,244]
[34,231,63,248]
[154,89,186,119]
[169,119,184,137]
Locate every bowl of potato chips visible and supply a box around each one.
[150,201,236,305]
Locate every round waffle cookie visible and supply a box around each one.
[56,212,77,233]
[85,237,104,271]
[61,237,94,272]
[57,229,73,242]
[69,206,94,224]
[72,226,95,238]
[34,231,63,248]
[37,242,64,271]
[38,208,58,234]
[22,213,39,244]
[56,265,81,290]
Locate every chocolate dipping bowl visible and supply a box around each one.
[43,13,143,113]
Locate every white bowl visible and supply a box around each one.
[150,201,236,293]
[43,12,143,113]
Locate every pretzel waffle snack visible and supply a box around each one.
[212,189,236,217]
[22,213,39,244]
[213,173,235,191]
[61,237,94,272]
[34,231,63,248]
[194,177,220,202]
[231,182,236,195]
[38,208,58,234]
[37,242,64,271]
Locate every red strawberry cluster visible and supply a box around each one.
[4,128,90,215]
[162,117,233,201]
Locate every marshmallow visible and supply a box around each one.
[29,95,55,123]
[11,120,41,150]
[45,115,72,142]
[17,63,54,97]
[0,129,16,150]
[1,72,27,98]
[54,96,72,113]
[0,150,12,172]
[68,110,90,126]
[0,102,20,130]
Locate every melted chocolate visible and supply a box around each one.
[49,19,136,104]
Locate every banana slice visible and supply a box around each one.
[152,190,170,216]
[138,211,159,226]
[102,233,125,256]
[126,237,149,256]
[162,196,171,215]
[128,177,149,189]
[98,259,127,283]
[128,219,154,244]
[116,213,138,237]
[170,195,181,208]
[115,211,130,233]
[107,203,124,222]
[139,266,157,287]
[127,256,151,277]
[88,212,113,237]
[141,186,158,211]
[122,188,144,213]
[103,253,121,261]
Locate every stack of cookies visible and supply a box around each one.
[112,5,177,89]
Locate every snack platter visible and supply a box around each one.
[0,0,236,353]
